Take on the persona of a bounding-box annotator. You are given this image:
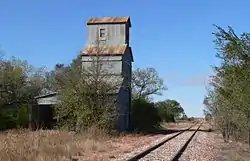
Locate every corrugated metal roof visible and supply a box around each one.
[87,16,131,27]
[81,44,127,55]
[34,92,57,99]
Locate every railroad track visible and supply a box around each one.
[124,121,203,161]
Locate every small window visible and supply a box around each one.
[99,28,105,38]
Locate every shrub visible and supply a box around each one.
[188,117,195,121]
[157,107,175,123]
[0,103,29,130]
[0,108,18,130]
[130,98,161,132]
[155,99,185,123]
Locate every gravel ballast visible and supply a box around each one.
[138,124,200,161]
[179,125,217,161]
[112,132,178,161]
[113,123,197,161]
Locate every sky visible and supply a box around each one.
[1,0,250,117]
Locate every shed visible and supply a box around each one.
[32,92,58,129]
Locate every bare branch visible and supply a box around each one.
[132,67,166,99]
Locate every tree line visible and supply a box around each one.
[0,50,187,132]
[204,25,250,146]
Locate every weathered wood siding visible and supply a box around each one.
[82,55,123,75]
[122,49,132,80]
[37,95,58,105]
[82,17,133,131]
[86,24,129,45]
[81,50,132,131]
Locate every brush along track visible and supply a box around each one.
[121,121,201,161]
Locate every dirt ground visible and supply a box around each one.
[213,132,250,161]
[202,122,250,161]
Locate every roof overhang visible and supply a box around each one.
[81,44,128,56]
[86,16,131,27]
[34,92,57,99]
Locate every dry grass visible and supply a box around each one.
[0,128,113,161]
[0,122,193,161]
[0,128,165,161]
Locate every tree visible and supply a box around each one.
[130,97,161,131]
[0,57,47,105]
[205,25,250,145]
[0,56,47,129]
[155,99,185,122]
[181,114,188,120]
[54,40,122,131]
[132,67,166,99]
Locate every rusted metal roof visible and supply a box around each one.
[87,16,131,27]
[81,44,128,55]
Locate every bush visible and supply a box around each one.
[16,104,29,128]
[0,104,29,130]
[188,117,195,121]
[54,84,117,132]
[155,99,185,123]
[0,108,18,130]
[130,98,161,132]
[180,114,188,120]
[205,113,212,121]
[157,107,175,123]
